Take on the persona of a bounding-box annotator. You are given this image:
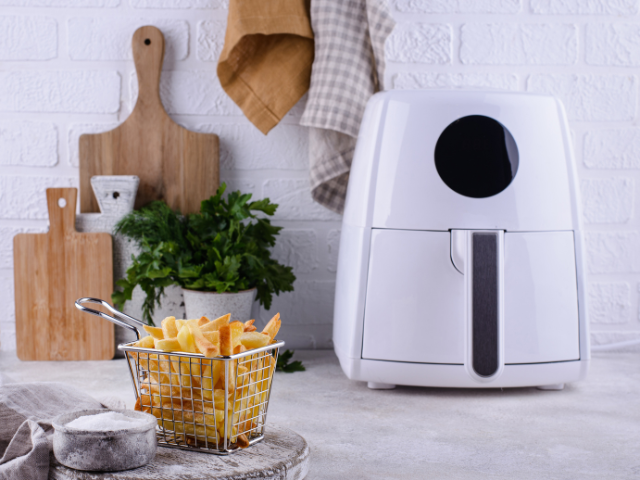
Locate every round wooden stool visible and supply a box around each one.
[49,425,309,480]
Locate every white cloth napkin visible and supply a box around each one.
[300,0,395,214]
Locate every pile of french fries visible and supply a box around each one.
[132,313,282,449]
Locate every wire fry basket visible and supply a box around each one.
[75,297,284,455]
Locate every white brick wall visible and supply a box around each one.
[581,178,634,224]
[68,18,189,61]
[386,24,452,64]
[527,74,636,121]
[0,16,57,60]
[0,122,58,167]
[0,71,121,113]
[129,70,240,115]
[588,283,630,324]
[460,24,577,65]
[1,0,639,351]
[530,0,638,15]
[395,0,521,14]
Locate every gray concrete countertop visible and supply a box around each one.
[1,350,639,479]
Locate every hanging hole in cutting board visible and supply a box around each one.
[144,39,151,45]
[113,192,120,199]
[58,198,67,208]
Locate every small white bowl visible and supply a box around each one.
[52,409,157,472]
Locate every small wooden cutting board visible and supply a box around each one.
[79,25,219,214]
[14,188,114,361]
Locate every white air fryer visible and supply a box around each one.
[333,90,589,390]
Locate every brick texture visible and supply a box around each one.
[259,280,335,326]
[68,18,189,61]
[586,24,640,66]
[0,71,120,113]
[394,72,518,90]
[271,230,318,275]
[591,331,640,351]
[581,178,634,224]
[589,283,631,324]
[263,179,342,221]
[0,176,77,220]
[0,0,119,6]
[0,16,57,60]
[531,0,638,15]
[586,232,640,273]
[395,0,520,13]
[130,71,240,115]
[386,24,451,64]
[584,129,640,169]
[130,0,224,8]
[198,124,308,170]
[527,74,636,121]
[461,24,577,65]
[197,20,225,62]
[0,122,58,167]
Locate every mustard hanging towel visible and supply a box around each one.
[217,0,314,135]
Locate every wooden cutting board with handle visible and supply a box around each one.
[14,188,115,360]
[79,25,219,214]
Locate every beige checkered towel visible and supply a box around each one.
[300,0,395,214]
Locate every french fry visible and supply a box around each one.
[161,316,178,339]
[177,325,197,353]
[237,433,250,449]
[244,325,257,332]
[243,319,255,330]
[233,344,247,355]
[210,313,231,331]
[240,331,271,349]
[175,319,186,329]
[173,357,194,387]
[202,361,224,397]
[148,355,181,387]
[213,388,229,410]
[262,313,281,340]
[221,360,237,392]
[187,319,219,357]
[143,325,164,339]
[197,316,210,326]
[203,331,220,345]
[137,335,156,349]
[155,337,181,352]
[220,321,244,356]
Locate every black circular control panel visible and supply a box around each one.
[435,115,519,198]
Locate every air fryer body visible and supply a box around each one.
[333,90,589,388]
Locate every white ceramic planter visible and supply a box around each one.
[183,288,257,322]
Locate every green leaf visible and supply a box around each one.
[276,350,305,373]
[112,182,296,322]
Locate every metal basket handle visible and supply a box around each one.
[75,297,145,340]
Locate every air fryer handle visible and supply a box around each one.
[451,230,505,380]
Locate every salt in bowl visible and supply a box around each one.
[52,409,157,472]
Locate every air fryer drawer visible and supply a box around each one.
[504,231,580,364]
[362,229,465,364]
